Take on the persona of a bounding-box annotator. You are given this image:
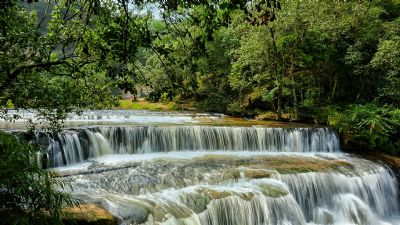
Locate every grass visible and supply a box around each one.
[5,100,14,108]
[115,99,177,111]
[4,99,176,111]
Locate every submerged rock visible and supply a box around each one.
[62,204,117,225]
[257,184,288,197]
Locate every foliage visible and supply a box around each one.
[0,0,146,130]
[0,131,80,225]
[1,0,400,154]
[325,104,400,153]
[195,92,232,113]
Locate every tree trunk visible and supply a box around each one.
[277,86,282,120]
[331,74,337,103]
[292,74,298,121]
[269,26,282,120]
[290,60,298,121]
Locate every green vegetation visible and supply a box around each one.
[324,104,400,153]
[116,99,177,111]
[0,131,79,225]
[1,0,399,152]
[3,0,400,222]
[134,0,399,153]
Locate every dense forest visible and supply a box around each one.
[1,0,400,152]
[1,0,400,224]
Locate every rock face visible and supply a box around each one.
[63,204,117,225]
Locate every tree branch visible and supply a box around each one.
[1,60,69,90]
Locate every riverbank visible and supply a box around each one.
[3,99,399,156]
[114,99,178,111]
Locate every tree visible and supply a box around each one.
[371,36,400,106]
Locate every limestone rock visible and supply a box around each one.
[63,204,117,225]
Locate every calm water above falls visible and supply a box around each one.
[0,110,224,129]
[4,110,400,225]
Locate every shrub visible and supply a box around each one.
[195,92,232,113]
[324,104,399,153]
[0,131,80,225]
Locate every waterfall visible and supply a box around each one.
[277,168,399,223]
[40,126,340,167]
[12,113,396,225]
[64,160,399,225]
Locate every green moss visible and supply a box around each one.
[243,169,272,179]
[258,184,288,197]
[222,169,241,180]
[181,193,211,214]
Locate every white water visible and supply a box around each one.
[37,126,340,167]
[59,152,400,225]
[0,110,223,129]
[5,110,400,225]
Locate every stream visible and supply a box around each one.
[2,110,400,225]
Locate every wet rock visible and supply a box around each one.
[149,201,193,223]
[180,187,256,214]
[314,208,334,224]
[222,169,241,180]
[62,204,117,225]
[258,184,288,197]
[78,130,90,159]
[243,169,272,179]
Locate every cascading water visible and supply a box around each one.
[59,154,400,225]
[9,111,400,225]
[41,126,340,167]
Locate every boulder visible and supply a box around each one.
[63,204,117,225]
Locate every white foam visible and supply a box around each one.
[90,151,344,165]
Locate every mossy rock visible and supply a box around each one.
[258,184,288,197]
[199,188,254,201]
[243,169,272,179]
[62,204,117,225]
[180,192,211,213]
[181,187,255,214]
[193,155,353,175]
[141,199,194,223]
[222,169,241,180]
[200,188,233,200]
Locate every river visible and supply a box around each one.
[2,110,400,225]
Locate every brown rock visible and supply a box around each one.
[243,169,272,179]
[63,204,117,225]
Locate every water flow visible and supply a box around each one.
[62,156,399,225]
[0,110,222,129]
[40,126,340,167]
[278,167,399,223]
[23,117,398,225]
